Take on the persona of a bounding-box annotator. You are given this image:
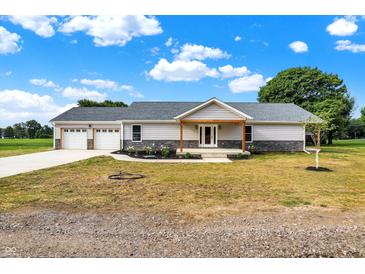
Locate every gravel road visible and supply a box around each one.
[0,208,364,257]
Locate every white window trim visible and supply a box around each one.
[246,125,253,143]
[131,124,142,142]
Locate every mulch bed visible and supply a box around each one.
[112,150,202,160]
[305,166,333,172]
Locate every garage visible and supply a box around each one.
[62,129,87,149]
[94,129,120,150]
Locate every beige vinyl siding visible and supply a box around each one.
[218,123,242,140]
[184,103,241,120]
[254,125,304,141]
[123,123,197,140]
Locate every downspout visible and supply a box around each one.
[303,124,311,154]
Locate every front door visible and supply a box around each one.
[199,125,218,147]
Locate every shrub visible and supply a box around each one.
[236,153,244,159]
[144,145,153,155]
[126,146,135,154]
[160,145,170,158]
[248,144,255,154]
[185,152,192,159]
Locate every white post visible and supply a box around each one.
[120,122,124,151]
[52,123,56,149]
[315,149,319,169]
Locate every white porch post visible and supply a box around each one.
[120,122,124,151]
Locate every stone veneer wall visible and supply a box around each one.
[122,140,198,151]
[122,139,303,152]
[87,139,93,150]
[55,139,61,149]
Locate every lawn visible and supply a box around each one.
[0,139,364,220]
[0,138,53,157]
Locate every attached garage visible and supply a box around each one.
[94,128,120,150]
[62,129,87,149]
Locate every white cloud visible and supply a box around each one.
[234,36,242,42]
[58,15,162,47]
[326,17,358,36]
[165,37,173,47]
[62,86,106,102]
[29,78,60,90]
[8,16,57,38]
[1,71,12,77]
[176,43,230,61]
[150,46,160,55]
[120,85,143,98]
[0,89,75,126]
[79,79,120,90]
[0,26,21,55]
[218,65,249,78]
[334,40,365,53]
[148,58,219,82]
[289,41,308,53]
[228,74,266,93]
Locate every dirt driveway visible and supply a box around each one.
[0,208,364,257]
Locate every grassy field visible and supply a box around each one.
[0,139,364,220]
[0,138,53,158]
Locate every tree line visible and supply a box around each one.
[259,67,365,144]
[0,120,53,139]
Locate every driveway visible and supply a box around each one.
[0,150,111,178]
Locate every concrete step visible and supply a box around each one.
[200,153,228,158]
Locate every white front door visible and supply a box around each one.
[199,125,218,147]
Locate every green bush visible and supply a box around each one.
[236,153,244,159]
[160,145,170,158]
[185,152,192,159]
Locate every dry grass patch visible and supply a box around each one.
[0,140,364,220]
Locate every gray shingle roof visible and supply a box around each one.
[50,101,322,123]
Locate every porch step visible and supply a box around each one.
[200,153,228,158]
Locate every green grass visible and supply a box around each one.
[0,138,53,158]
[0,139,364,220]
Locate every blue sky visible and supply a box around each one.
[0,15,364,126]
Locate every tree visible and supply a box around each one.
[13,122,27,138]
[77,99,128,107]
[35,125,53,138]
[4,126,14,138]
[25,120,42,139]
[346,119,365,139]
[258,67,354,144]
[360,107,365,122]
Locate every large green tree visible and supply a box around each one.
[77,99,128,107]
[360,107,365,122]
[13,122,27,138]
[4,126,14,138]
[258,67,354,144]
[25,120,42,139]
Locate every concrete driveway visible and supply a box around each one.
[0,150,112,178]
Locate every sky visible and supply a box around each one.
[0,15,365,127]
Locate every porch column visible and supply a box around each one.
[180,121,183,152]
[120,122,124,151]
[317,126,321,149]
[241,121,246,151]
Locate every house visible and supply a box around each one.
[50,98,322,152]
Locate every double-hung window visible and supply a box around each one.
[132,125,142,142]
[245,125,253,142]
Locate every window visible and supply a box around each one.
[82,129,87,132]
[108,129,113,132]
[245,125,253,142]
[76,129,80,132]
[70,129,75,132]
[132,125,142,142]
[102,129,107,133]
[115,129,119,133]
[64,129,68,132]
[96,129,101,132]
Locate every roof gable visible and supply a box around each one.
[174,98,253,120]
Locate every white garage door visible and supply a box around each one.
[94,129,120,150]
[62,129,87,149]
